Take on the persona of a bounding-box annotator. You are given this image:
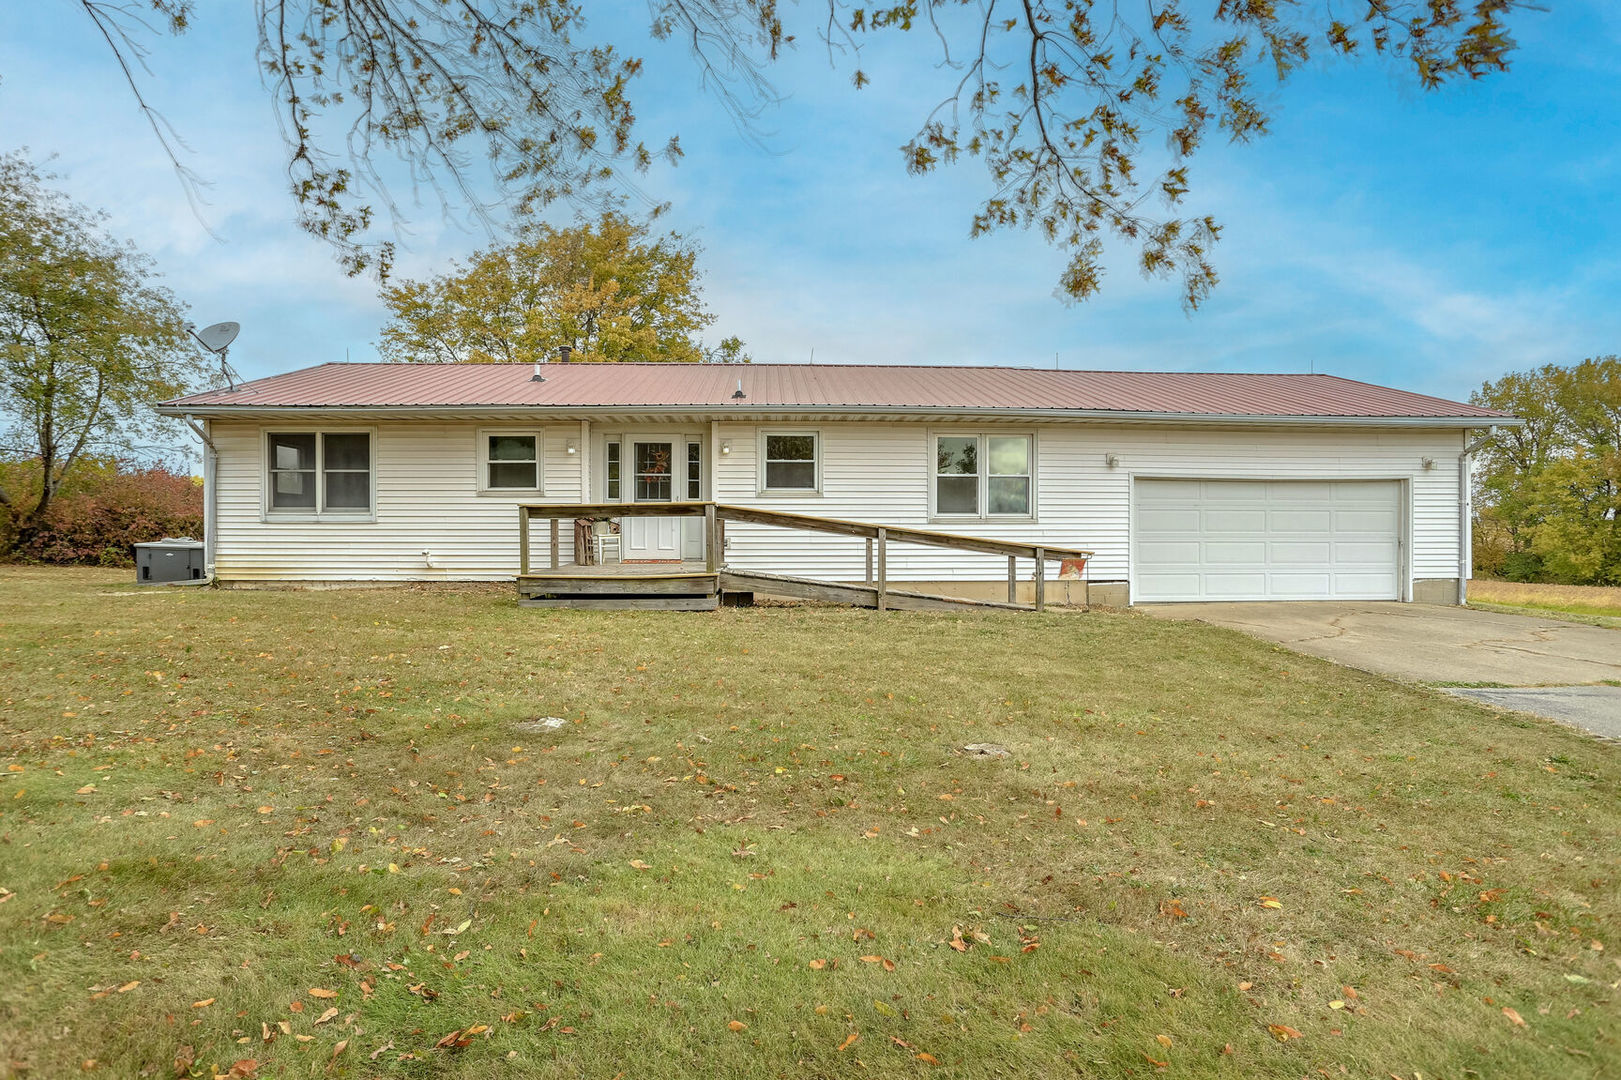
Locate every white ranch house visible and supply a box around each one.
[157,362,1515,607]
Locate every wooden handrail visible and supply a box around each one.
[516,501,1091,607]
[516,501,1094,563]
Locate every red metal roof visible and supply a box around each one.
[162,362,1511,419]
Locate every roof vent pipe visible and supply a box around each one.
[531,362,545,382]
[731,379,746,400]
[559,344,573,363]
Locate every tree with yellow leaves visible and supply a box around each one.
[377,212,746,364]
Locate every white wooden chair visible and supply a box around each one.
[592,521,621,565]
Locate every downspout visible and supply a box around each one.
[1458,426,1499,606]
[183,414,217,581]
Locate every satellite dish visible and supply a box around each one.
[194,321,240,354]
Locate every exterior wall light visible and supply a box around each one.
[1105,454,1120,468]
[721,441,732,455]
[566,440,578,455]
[1421,457,1435,470]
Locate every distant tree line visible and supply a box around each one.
[1472,358,1620,586]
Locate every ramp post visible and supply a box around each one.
[876,528,888,612]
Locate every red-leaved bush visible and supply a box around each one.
[0,457,202,565]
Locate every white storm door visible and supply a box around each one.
[1134,479,1401,602]
[623,440,683,560]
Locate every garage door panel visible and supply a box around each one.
[1267,573,1334,598]
[1203,573,1269,597]
[1269,541,1332,565]
[1269,509,1333,532]
[1138,507,1201,532]
[1334,509,1398,532]
[1203,481,1269,501]
[1135,479,1401,602]
[1203,509,1267,532]
[1138,540,1201,563]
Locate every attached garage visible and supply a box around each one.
[1133,478,1403,602]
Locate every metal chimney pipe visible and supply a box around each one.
[559,344,574,363]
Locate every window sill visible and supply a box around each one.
[756,488,822,498]
[261,512,378,524]
[475,488,546,498]
[928,515,1038,526]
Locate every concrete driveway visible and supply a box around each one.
[1139,601,1621,738]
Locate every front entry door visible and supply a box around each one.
[622,440,683,561]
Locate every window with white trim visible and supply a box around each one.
[479,431,541,492]
[932,433,1034,518]
[266,431,373,516]
[761,431,818,492]
[605,440,622,500]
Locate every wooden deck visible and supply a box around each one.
[514,502,1094,613]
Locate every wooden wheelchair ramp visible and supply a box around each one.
[515,502,1091,613]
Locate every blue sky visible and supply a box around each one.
[3,3,1619,403]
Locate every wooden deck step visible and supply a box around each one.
[519,595,719,611]
[518,573,718,598]
[717,570,1027,612]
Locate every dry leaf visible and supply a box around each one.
[1156,1034,1173,1048]
[808,959,826,970]
[916,1052,939,1065]
[226,1060,259,1078]
[314,1007,339,1025]
[172,1044,194,1077]
[1503,1007,1526,1027]
[192,998,215,1009]
[308,987,338,999]
[728,1020,747,1032]
[838,1032,860,1052]
[1258,896,1283,910]
[1267,1023,1303,1042]
[629,860,652,870]
[117,981,139,993]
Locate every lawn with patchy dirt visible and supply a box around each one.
[0,568,1615,1079]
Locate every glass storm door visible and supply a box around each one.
[622,440,683,560]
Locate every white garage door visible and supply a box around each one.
[1134,479,1402,602]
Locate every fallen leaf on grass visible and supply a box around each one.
[1267,1024,1303,1042]
[858,955,896,971]
[629,860,652,870]
[838,1033,860,1052]
[1156,1034,1172,1048]
[808,959,826,970]
[308,988,338,999]
[225,1060,258,1078]
[728,1020,748,1032]
[329,1039,348,1065]
[117,981,139,993]
[1258,896,1283,910]
[1160,900,1189,919]
[172,1045,194,1076]
[192,998,215,1009]
[916,1052,939,1065]
[314,1007,339,1025]
[1503,1007,1526,1027]
[369,1040,395,1061]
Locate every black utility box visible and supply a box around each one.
[134,538,205,584]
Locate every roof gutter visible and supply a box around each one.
[154,402,1521,429]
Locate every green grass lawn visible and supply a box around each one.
[0,568,1615,1079]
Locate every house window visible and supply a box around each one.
[266,431,373,516]
[481,432,540,491]
[933,433,1034,519]
[761,432,818,492]
[634,442,674,501]
[605,441,622,500]
[686,441,702,500]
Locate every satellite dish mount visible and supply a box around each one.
[188,321,241,390]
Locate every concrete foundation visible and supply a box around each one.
[1413,578,1464,605]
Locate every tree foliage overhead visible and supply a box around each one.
[78,0,1528,305]
[378,211,745,364]
[1472,359,1621,586]
[0,152,210,549]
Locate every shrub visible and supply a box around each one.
[0,457,202,565]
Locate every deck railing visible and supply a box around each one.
[517,501,1092,612]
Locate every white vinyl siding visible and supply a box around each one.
[215,421,582,580]
[212,417,1464,592]
[713,421,1462,589]
[1133,479,1402,601]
